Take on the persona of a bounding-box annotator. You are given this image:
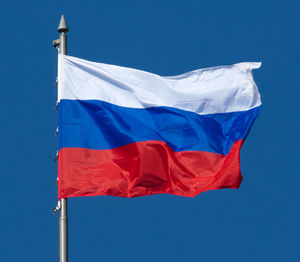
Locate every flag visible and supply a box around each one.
[57,54,261,199]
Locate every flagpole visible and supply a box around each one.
[54,14,69,262]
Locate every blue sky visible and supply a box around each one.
[1,0,299,261]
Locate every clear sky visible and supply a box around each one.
[1,0,299,261]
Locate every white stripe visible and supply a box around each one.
[58,54,261,115]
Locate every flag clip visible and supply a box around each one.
[54,151,58,161]
[53,39,60,51]
[53,78,58,88]
[52,201,61,214]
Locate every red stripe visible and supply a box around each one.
[58,140,244,199]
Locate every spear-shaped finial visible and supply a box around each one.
[58,14,69,33]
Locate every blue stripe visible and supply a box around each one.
[58,100,261,155]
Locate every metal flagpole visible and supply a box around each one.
[53,14,69,262]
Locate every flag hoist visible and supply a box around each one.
[53,14,69,262]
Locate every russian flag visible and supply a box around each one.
[57,54,261,199]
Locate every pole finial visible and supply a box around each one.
[58,14,69,33]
